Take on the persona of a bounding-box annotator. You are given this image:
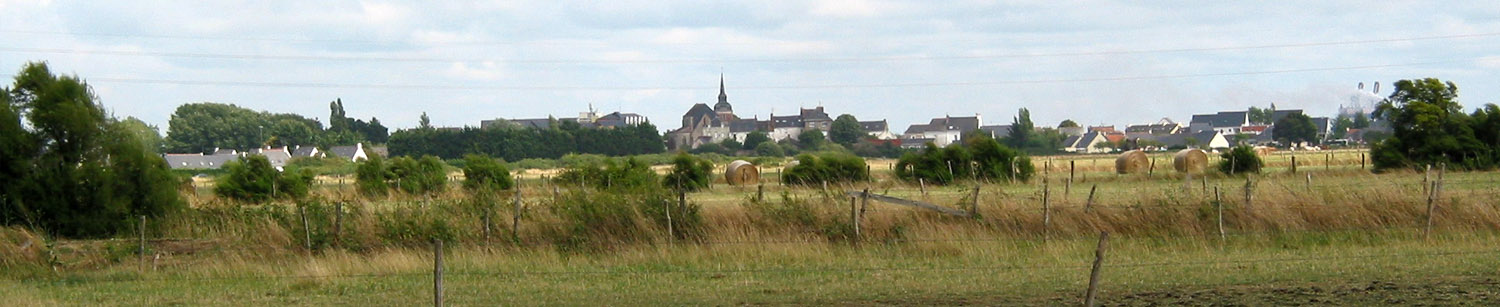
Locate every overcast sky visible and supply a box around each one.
[3,1,1499,134]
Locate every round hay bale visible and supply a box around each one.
[1115,150,1150,174]
[1173,149,1209,174]
[724,160,760,185]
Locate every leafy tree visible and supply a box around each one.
[663,153,713,191]
[1248,106,1272,125]
[829,114,865,146]
[1330,115,1355,139]
[387,156,448,194]
[1006,108,1034,149]
[117,117,163,153]
[754,142,785,157]
[419,112,432,130]
[164,102,326,153]
[1370,78,1491,171]
[461,154,514,192]
[2,62,182,237]
[355,154,389,196]
[556,157,659,190]
[718,138,743,153]
[215,155,311,201]
[1272,113,1318,145]
[797,129,826,150]
[1058,119,1079,128]
[742,130,771,150]
[1352,112,1370,129]
[781,152,868,185]
[1218,146,1263,174]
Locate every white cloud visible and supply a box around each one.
[808,0,900,18]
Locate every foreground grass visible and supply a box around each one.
[11,229,1499,305]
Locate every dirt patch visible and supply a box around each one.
[1104,277,1500,306]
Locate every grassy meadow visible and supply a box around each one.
[5,149,1500,305]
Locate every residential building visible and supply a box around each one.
[860,120,896,140]
[666,76,741,150]
[980,125,1012,139]
[328,143,369,162]
[901,115,981,147]
[1061,131,1110,153]
[1123,118,1184,139]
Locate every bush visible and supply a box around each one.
[355,155,389,196]
[894,136,1032,184]
[781,151,869,185]
[1218,146,1263,175]
[555,157,659,190]
[755,142,785,157]
[547,188,700,252]
[216,155,311,201]
[286,156,355,175]
[386,156,448,194]
[662,152,713,192]
[462,154,514,192]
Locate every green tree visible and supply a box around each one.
[215,155,310,201]
[1370,78,1488,170]
[117,117,163,153]
[1330,115,1354,139]
[797,129,826,150]
[742,130,770,150]
[1058,119,1079,128]
[754,142,785,157]
[419,112,432,129]
[3,62,182,237]
[663,153,713,191]
[462,154,514,192]
[1006,108,1034,149]
[718,138,743,153]
[828,114,865,146]
[1218,146,1263,175]
[355,154,389,196]
[1272,113,1318,145]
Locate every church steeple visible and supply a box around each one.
[713,74,733,114]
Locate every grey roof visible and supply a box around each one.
[247,148,292,167]
[903,124,933,135]
[911,116,980,133]
[1124,123,1180,135]
[859,120,888,132]
[1269,109,1304,123]
[511,118,554,129]
[328,144,363,160]
[771,115,803,128]
[729,118,760,133]
[980,125,1012,138]
[1062,131,1107,150]
[163,153,239,170]
[596,112,645,128]
[1141,131,1225,148]
[680,103,719,128]
[291,146,320,158]
[799,107,831,122]
[1190,111,1248,128]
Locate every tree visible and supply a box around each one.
[662,153,713,191]
[1370,78,1488,171]
[1218,146,1263,175]
[1248,106,1272,125]
[1330,115,1354,139]
[355,154,389,196]
[829,114,865,146]
[164,102,324,153]
[797,129,826,150]
[215,155,311,201]
[1272,113,1318,145]
[3,62,182,237]
[754,142,784,157]
[1006,108,1034,149]
[419,112,432,130]
[117,117,163,153]
[462,154,514,192]
[718,138,743,153]
[741,130,770,150]
[1058,119,1079,128]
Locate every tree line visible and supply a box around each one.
[163,99,387,154]
[387,119,666,161]
[1371,78,1500,171]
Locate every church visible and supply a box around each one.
[666,75,760,151]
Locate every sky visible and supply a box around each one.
[3,1,1499,134]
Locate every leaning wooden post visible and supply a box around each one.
[1214,187,1225,242]
[1305,173,1312,192]
[918,178,927,196]
[849,195,860,244]
[1084,184,1098,211]
[433,239,444,307]
[138,215,146,271]
[1084,231,1110,307]
[300,205,312,250]
[1425,181,1437,240]
[665,199,675,242]
[969,185,981,217]
[1359,153,1366,170]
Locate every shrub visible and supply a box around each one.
[894,136,1032,184]
[781,151,869,185]
[386,155,448,195]
[555,157,659,190]
[662,152,713,192]
[755,142,785,157]
[462,154,514,192]
[216,155,310,201]
[547,188,699,252]
[1218,146,1263,175]
[354,155,388,196]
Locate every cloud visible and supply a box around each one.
[807,0,901,18]
[445,61,505,81]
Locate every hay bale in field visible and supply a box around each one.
[1115,150,1150,174]
[1173,149,1209,174]
[724,160,760,185]
[1254,146,1276,156]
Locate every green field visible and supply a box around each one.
[5,150,1500,305]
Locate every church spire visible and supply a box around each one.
[717,74,728,104]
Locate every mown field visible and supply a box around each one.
[5,149,1500,305]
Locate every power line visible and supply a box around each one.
[2,32,1497,64]
[22,58,1469,92]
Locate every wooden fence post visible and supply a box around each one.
[1070,160,1076,184]
[757,184,765,202]
[1085,184,1097,211]
[300,205,312,250]
[1042,181,1051,242]
[1325,153,1331,171]
[665,199,675,242]
[138,215,146,271]
[1305,173,1312,192]
[1065,178,1072,202]
[1214,187,1224,242]
[1360,153,1366,170]
[512,189,522,243]
[1290,155,1297,173]
[1425,181,1437,240]
[334,202,344,248]
[919,178,927,196]
[1243,176,1254,213]
[433,239,444,307]
[1084,231,1110,307]
[969,185,981,217]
